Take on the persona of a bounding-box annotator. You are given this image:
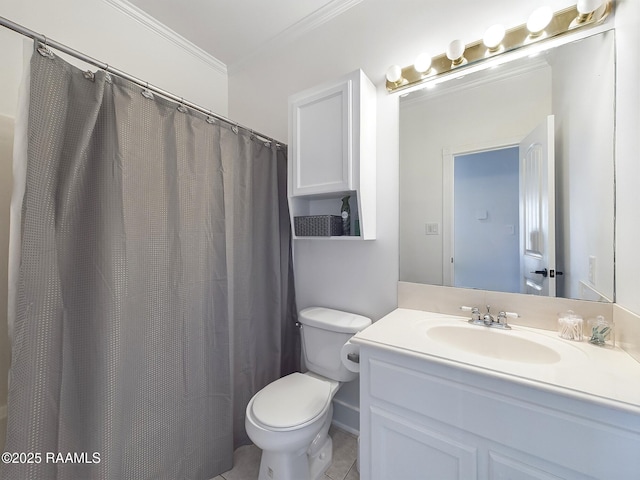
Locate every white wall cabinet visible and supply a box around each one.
[288,69,376,239]
[359,345,640,480]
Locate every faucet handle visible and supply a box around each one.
[495,310,518,329]
[460,305,479,315]
[461,306,483,325]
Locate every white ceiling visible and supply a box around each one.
[126,0,360,71]
[122,0,578,77]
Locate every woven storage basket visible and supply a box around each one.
[294,215,343,236]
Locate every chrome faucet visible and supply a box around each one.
[482,305,494,326]
[461,305,518,330]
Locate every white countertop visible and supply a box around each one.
[352,308,640,413]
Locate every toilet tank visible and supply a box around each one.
[299,307,371,382]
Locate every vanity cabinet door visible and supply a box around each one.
[370,407,478,480]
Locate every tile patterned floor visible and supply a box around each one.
[212,426,359,480]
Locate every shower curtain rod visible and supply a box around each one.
[0,15,283,147]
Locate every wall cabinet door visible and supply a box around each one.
[290,79,352,196]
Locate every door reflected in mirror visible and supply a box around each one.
[449,146,520,293]
[399,31,615,302]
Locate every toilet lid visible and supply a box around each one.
[251,373,331,429]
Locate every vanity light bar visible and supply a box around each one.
[385,1,613,93]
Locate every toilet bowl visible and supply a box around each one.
[245,307,371,480]
[245,372,339,480]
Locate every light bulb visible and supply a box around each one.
[575,0,603,23]
[483,24,505,50]
[414,53,432,74]
[446,39,466,65]
[577,0,602,14]
[527,6,553,36]
[385,65,403,83]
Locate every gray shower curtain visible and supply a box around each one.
[3,49,298,480]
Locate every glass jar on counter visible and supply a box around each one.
[557,310,583,341]
[588,315,615,347]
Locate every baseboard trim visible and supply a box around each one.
[331,397,359,436]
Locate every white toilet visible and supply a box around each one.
[245,306,371,480]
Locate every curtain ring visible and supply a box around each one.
[141,82,154,99]
[177,98,188,114]
[37,35,54,58]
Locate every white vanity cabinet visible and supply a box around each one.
[358,344,640,480]
[288,69,376,239]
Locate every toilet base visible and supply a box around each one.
[309,435,332,480]
[256,434,332,480]
[257,446,308,480]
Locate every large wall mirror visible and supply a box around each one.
[399,30,615,302]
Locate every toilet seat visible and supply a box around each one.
[251,373,332,430]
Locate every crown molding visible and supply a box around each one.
[227,0,364,75]
[102,0,227,75]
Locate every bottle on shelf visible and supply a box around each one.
[341,196,351,236]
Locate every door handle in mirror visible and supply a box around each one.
[531,268,548,277]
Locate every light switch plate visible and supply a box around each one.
[425,223,439,235]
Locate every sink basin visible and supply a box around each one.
[427,325,563,364]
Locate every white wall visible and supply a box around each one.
[615,0,640,314]
[0,0,228,118]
